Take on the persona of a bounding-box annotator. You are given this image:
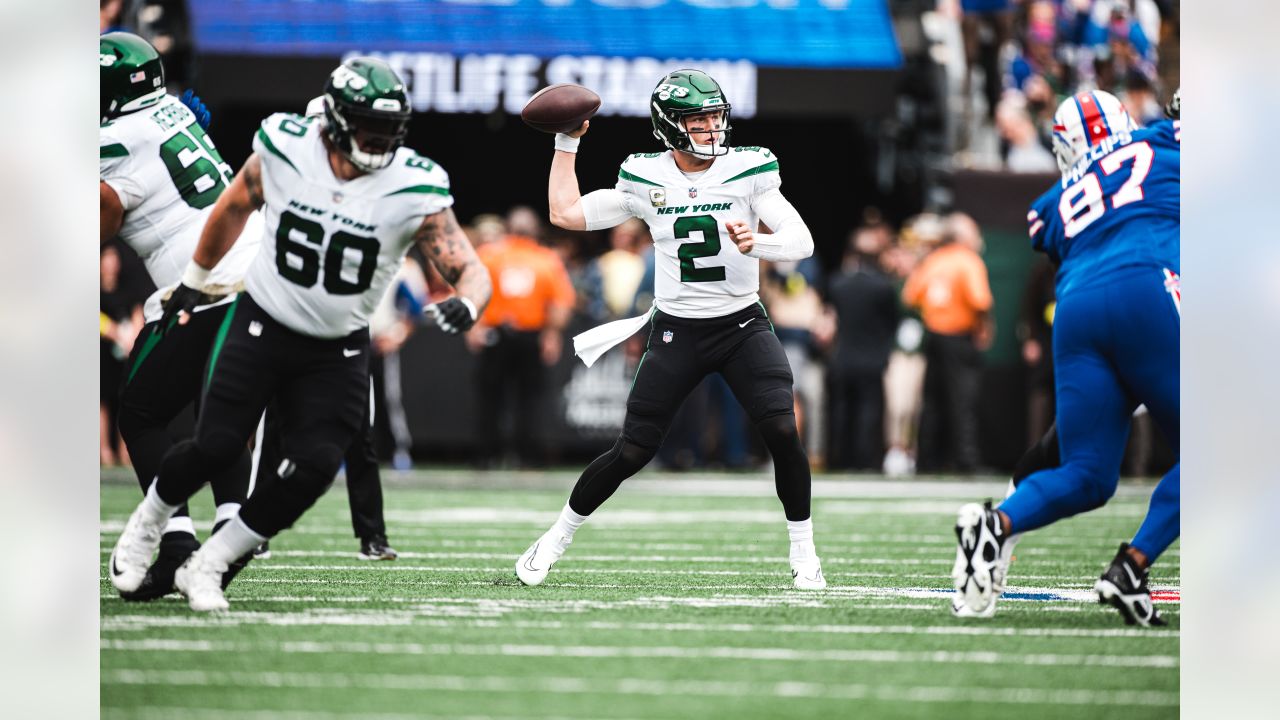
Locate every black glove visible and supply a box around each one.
[1165,88,1179,120]
[424,297,478,334]
[159,283,204,334]
[180,89,212,130]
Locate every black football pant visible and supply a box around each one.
[254,374,388,541]
[153,293,370,540]
[827,365,886,470]
[917,331,983,473]
[568,303,812,521]
[475,327,547,467]
[117,299,252,523]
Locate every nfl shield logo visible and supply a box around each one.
[662,330,674,344]
[333,191,344,203]
[688,187,698,199]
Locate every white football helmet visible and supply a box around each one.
[1050,90,1136,174]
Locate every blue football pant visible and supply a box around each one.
[999,267,1180,563]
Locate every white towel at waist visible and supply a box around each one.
[572,307,655,367]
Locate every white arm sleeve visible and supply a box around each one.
[747,188,814,261]
[581,188,635,231]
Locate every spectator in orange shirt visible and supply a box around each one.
[466,206,576,468]
[902,212,994,473]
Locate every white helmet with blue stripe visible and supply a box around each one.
[1050,90,1137,174]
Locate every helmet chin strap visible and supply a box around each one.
[347,145,395,172]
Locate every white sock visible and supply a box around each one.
[788,518,816,559]
[787,517,814,544]
[200,516,267,568]
[215,503,242,526]
[141,480,181,526]
[164,516,196,537]
[551,502,588,541]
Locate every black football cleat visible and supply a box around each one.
[358,534,399,561]
[119,531,200,602]
[1095,543,1166,627]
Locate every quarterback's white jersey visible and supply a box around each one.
[99,94,260,314]
[246,113,453,338]
[614,147,782,318]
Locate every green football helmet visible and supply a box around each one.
[321,57,411,172]
[650,69,733,157]
[100,32,166,124]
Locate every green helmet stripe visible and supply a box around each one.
[619,169,661,187]
[100,143,129,159]
[256,128,299,173]
[724,160,779,184]
[385,184,450,197]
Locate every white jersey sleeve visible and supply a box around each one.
[244,113,454,338]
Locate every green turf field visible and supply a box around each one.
[101,471,1179,719]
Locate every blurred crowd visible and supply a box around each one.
[929,0,1179,169]
[103,205,1018,476]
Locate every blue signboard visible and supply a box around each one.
[189,0,902,70]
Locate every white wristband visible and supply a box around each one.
[459,296,478,321]
[181,261,211,289]
[554,133,580,153]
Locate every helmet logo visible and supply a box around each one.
[656,83,690,101]
[702,98,722,107]
[331,65,369,91]
[372,98,403,112]
[100,53,117,67]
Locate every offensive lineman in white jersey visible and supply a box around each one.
[109,57,492,611]
[516,70,826,589]
[100,32,263,600]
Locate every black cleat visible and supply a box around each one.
[358,535,399,561]
[119,532,199,602]
[1095,543,1166,627]
[252,541,271,559]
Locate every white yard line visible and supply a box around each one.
[99,563,1177,584]
[101,669,1178,706]
[102,638,1177,668]
[101,608,1181,636]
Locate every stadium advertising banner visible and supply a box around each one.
[190,0,902,118]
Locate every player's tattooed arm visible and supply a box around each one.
[415,207,492,314]
[100,181,123,246]
[192,153,263,271]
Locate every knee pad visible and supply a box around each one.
[1071,463,1120,510]
[756,413,801,449]
[281,442,345,490]
[622,398,669,452]
[616,438,658,472]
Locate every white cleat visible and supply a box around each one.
[791,558,827,590]
[790,542,827,590]
[174,551,230,612]
[515,531,570,587]
[951,501,1013,617]
[109,503,165,593]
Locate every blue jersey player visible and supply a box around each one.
[951,90,1180,626]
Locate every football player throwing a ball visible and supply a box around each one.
[516,70,825,590]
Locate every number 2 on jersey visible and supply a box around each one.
[1058,141,1154,238]
[276,210,380,295]
[675,215,726,283]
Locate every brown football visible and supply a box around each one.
[521,84,602,134]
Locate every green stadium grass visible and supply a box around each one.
[101,472,1178,719]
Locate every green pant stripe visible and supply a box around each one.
[205,297,241,389]
[629,312,658,393]
[757,300,775,332]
